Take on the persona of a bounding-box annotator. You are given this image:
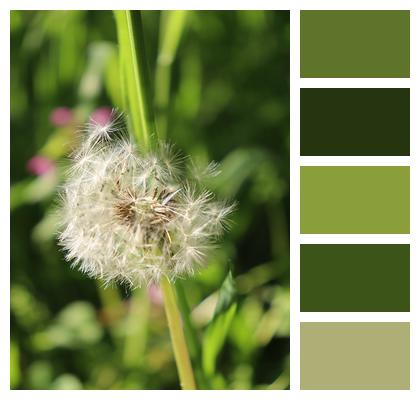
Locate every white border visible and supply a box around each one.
[300,235,411,243]
[2,1,419,399]
[2,3,11,400]
[300,157,411,166]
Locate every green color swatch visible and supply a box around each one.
[300,88,410,156]
[300,244,410,312]
[300,166,410,234]
[300,322,410,389]
[300,11,410,77]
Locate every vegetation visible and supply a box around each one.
[11,10,290,389]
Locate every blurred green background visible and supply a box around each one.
[10,10,290,390]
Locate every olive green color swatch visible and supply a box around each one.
[300,88,410,156]
[300,166,410,234]
[300,10,410,77]
[300,244,410,312]
[300,322,410,390]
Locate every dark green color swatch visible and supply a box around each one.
[300,322,410,389]
[300,10,410,77]
[300,88,410,156]
[300,244,410,312]
[300,166,410,234]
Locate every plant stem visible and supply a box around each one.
[174,281,201,364]
[114,10,156,151]
[160,277,196,390]
[114,10,196,388]
[175,281,209,388]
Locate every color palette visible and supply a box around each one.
[300,244,410,312]
[300,10,410,78]
[300,322,410,389]
[300,88,410,156]
[299,9,411,391]
[300,166,409,234]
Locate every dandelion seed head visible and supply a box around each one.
[57,113,233,288]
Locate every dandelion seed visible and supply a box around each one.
[57,113,234,288]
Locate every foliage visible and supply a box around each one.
[10,10,290,389]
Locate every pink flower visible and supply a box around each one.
[50,107,74,127]
[27,155,55,176]
[90,107,113,126]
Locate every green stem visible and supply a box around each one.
[174,281,201,363]
[175,281,209,388]
[161,277,196,390]
[114,10,156,151]
[114,10,196,389]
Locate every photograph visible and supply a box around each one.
[10,10,290,390]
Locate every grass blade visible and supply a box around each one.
[114,11,155,150]
[155,11,188,138]
[202,270,237,379]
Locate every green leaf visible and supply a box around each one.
[104,44,124,109]
[211,148,269,198]
[155,11,189,138]
[114,11,155,150]
[202,270,237,378]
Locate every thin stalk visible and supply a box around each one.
[114,10,156,150]
[161,277,196,390]
[114,10,196,389]
[175,281,209,388]
[174,281,201,363]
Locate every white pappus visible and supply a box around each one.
[57,112,234,288]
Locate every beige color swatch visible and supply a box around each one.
[300,322,410,389]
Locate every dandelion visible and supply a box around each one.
[57,112,233,288]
